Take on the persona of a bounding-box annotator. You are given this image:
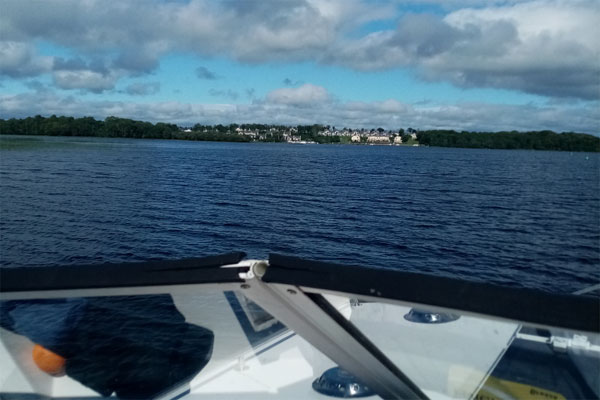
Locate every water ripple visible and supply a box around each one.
[1,137,599,294]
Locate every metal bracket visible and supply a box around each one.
[239,276,428,400]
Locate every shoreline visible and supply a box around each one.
[5,134,600,154]
[1,115,598,152]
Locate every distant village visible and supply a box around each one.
[182,124,420,145]
[3,116,598,152]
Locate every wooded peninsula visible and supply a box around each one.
[1,115,598,152]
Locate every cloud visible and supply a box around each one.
[329,1,600,99]
[0,41,53,78]
[195,66,218,80]
[124,82,160,96]
[209,88,239,100]
[52,70,119,93]
[113,48,162,75]
[53,57,109,74]
[4,88,596,134]
[0,0,385,71]
[0,0,598,100]
[24,80,50,93]
[430,0,600,99]
[266,83,331,106]
[283,78,303,86]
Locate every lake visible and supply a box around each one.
[1,135,598,294]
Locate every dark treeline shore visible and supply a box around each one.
[416,130,600,152]
[1,115,598,152]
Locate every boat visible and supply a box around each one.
[1,252,598,399]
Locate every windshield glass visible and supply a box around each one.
[318,294,599,400]
[0,290,343,399]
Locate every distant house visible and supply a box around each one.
[284,134,301,142]
[394,136,403,144]
[367,136,390,144]
[351,133,361,143]
[240,130,257,138]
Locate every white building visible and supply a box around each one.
[367,136,390,144]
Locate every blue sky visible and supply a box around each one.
[0,0,598,133]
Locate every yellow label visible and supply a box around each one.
[475,376,566,400]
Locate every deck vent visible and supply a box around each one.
[404,308,460,324]
[312,367,374,398]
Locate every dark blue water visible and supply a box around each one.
[1,135,598,293]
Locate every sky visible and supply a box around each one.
[0,0,599,133]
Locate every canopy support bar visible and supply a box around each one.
[240,278,429,400]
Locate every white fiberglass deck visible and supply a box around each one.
[1,289,519,399]
[1,257,598,400]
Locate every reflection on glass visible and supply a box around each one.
[1,295,214,398]
[476,326,600,400]
[331,298,599,400]
[1,291,338,399]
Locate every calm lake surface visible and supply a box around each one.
[1,135,598,293]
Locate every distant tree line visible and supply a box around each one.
[416,130,599,152]
[0,115,251,142]
[0,115,598,152]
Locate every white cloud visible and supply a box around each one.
[0,41,53,77]
[0,0,598,100]
[1,89,597,134]
[266,84,331,106]
[0,0,381,64]
[53,70,119,93]
[328,0,600,99]
[432,0,600,99]
[124,82,160,96]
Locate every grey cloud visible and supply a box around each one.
[4,89,596,134]
[209,88,239,100]
[1,0,598,100]
[328,2,599,100]
[53,57,110,75]
[125,82,160,96]
[391,14,465,57]
[196,66,218,80]
[53,57,90,71]
[394,0,523,11]
[53,70,119,93]
[113,49,161,75]
[327,15,515,67]
[0,41,52,78]
[51,58,121,94]
[0,0,377,68]
[226,0,308,17]
[24,80,50,93]
[283,78,303,86]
